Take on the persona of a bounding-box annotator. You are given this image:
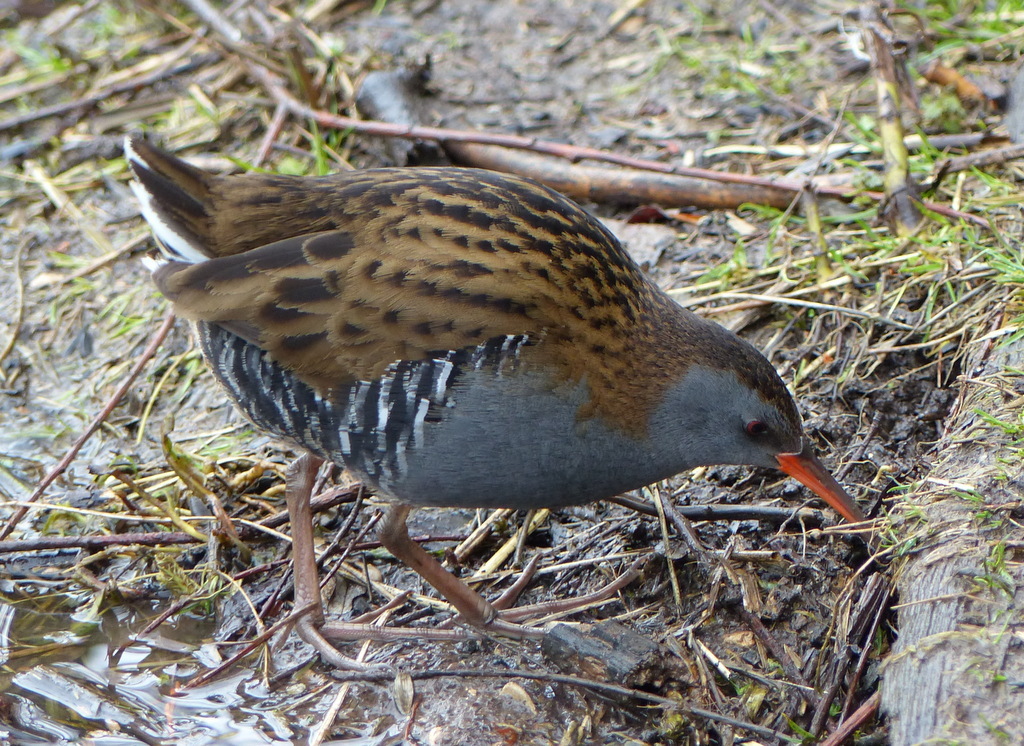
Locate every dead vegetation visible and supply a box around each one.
[0,1,1022,744]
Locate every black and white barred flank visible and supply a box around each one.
[198,322,530,490]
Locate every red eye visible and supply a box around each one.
[745,420,769,437]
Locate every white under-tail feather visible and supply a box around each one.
[124,135,210,266]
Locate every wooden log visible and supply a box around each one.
[881,330,1024,743]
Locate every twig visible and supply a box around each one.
[185,0,243,41]
[260,485,361,529]
[837,411,883,482]
[841,575,891,720]
[0,46,216,132]
[185,602,324,689]
[809,573,888,736]
[650,486,682,608]
[820,691,881,746]
[936,142,1024,173]
[736,606,815,696]
[606,496,831,525]
[688,706,789,741]
[328,665,684,708]
[0,531,198,553]
[0,526,465,556]
[680,291,915,330]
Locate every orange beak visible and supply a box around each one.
[776,442,864,522]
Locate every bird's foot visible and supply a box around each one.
[304,553,648,652]
[487,554,647,624]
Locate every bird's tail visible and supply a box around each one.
[124,135,216,265]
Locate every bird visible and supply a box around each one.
[124,135,864,668]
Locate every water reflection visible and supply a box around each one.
[0,598,317,745]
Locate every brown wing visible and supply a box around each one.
[146,166,685,429]
[154,228,576,393]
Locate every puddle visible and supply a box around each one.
[0,597,326,745]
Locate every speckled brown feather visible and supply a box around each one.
[132,139,798,436]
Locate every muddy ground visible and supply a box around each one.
[1,1,1021,744]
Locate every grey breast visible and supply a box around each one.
[197,323,675,509]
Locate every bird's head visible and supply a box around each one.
[653,321,864,523]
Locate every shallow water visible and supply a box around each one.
[0,596,314,745]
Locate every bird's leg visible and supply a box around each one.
[286,453,382,669]
[378,507,647,637]
[490,555,542,611]
[286,455,472,649]
[289,477,642,648]
[285,453,325,628]
[490,555,647,623]
[378,504,547,638]
[378,505,493,621]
